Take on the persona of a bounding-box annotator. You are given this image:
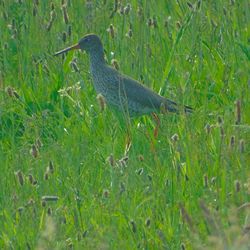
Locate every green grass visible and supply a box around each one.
[0,0,250,249]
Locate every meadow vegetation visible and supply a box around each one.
[0,0,249,249]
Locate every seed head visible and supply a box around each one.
[50,9,56,20]
[28,174,34,184]
[124,4,131,15]
[5,86,20,99]
[46,10,56,31]
[4,42,8,49]
[120,182,125,194]
[96,93,106,112]
[17,207,24,214]
[211,176,216,185]
[33,4,38,16]
[147,18,153,27]
[152,16,158,28]
[15,170,24,186]
[136,168,144,175]
[230,135,235,149]
[126,27,133,38]
[111,59,120,70]
[44,171,49,181]
[109,0,118,18]
[239,139,245,153]
[176,21,181,29]
[217,116,223,125]
[66,238,73,249]
[234,180,240,193]
[164,18,169,28]
[27,199,35,207]
[47,207,52,216]
[223,7,227,16]
[181,242,186,250]
[171,133,179,142]
[82,230,88,238]
[117,156,129,168]
[124,139,132,156]
[140,74,144,83]
[48,161,54,174]
[62,4,69,24]
[30,144,39,158]
[204,123,211,134]
[13,90,20,99]
[165,179,169,186]
[41,199,46,207]
[68,25,72,37]
[119,4,124,15]
[164,16,172,28]
[32,179,38,186]
[43,63,50,75]
[137,6,143,19]
[42,196,59,202]
[107,24,115,38]
[197,0,201,9]
[103,189,109,198]
[220,127,225,138]
[138,154,144,161]
[62,31,67,43]
[130,220,137,233]
[107,154,115,167]
[187,1,193,9]
[61,216,67,224]
[179,203,195,232]
[145,217,151,227]
[70,61,80,72]
[35,138,43,149]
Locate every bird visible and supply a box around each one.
[54,34,192,117]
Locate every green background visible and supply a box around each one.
[0,0,249,249]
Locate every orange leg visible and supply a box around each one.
[151,112,161,139]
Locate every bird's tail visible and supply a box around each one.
[184,104,193,114]
[163,99,193,114]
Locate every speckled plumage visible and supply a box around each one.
[54,34,192,116]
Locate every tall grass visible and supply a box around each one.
[0,0,249,249]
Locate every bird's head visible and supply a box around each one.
[54,34,103,56]
[78,34,103,53]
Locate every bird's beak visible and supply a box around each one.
[54,43,80,56]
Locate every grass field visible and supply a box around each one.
[0,0,250,249]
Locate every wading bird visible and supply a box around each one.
[54,34,192,117]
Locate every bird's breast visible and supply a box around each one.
[91,70,110,95]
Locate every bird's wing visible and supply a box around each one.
[104,66,161,105]
[120,76,164,107]
[115,70,180,113]
[105,66,192,114]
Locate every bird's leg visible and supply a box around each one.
[151,112,161,139]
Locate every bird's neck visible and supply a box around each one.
[89,48,106,73]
